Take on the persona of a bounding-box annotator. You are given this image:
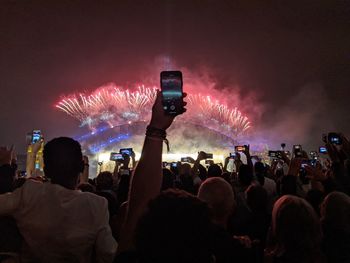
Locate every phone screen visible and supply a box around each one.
[319,146,327,154]
[235,146,246,152]
[181,157,191,163]
[161,71,183,115]
[268,151,277,158]
[229,152,236,158]
[328,133,342,145]
[110,153,124,161]
[32,130,41,144]
[120,148,133,156]
[293,145,302,157]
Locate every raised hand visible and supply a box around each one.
[280,150,291,165]
[243,144,250,156]
[326,143,342,163]
[149,90,187,130]
[32,139,43,155]
[83,155,89,165]
[197,151,207,161]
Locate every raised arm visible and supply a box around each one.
[118,91,186,252]
[80,155,90,183]
[26,140,43,177]
[191,151,206,177]
[243,145,253,174]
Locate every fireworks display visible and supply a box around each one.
[56,83,251,139]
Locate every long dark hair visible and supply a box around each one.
[267,195,323,262]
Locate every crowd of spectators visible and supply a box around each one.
[0,91,349,263]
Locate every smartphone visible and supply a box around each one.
[181,157,192,163]
[319,146,328,154]
[120,148,133,156]
[171,162,178,168]
[268,151,278,158]
[32,130,41,144]
[328,133,342,145]
[160,71,184,115]
[110,152,124,161]
[205,153,213,159]
[293,145,303,157]
[299,160,310,184]
[229,152,236,158]
[235,145,246,152]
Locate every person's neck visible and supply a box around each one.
[50,180,77,190]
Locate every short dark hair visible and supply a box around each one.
[254,162,266,175]
[135,189,214,263]
[161,168,175,191]
[280,175,297,196]
[246,185,268,213]
[208,164,222,178]
[43,137,83,189]
[238,164,253,186]
[272,195,322,258]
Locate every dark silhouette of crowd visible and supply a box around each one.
[0,91,349,263]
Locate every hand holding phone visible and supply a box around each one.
[268,151,282,159]
[328,132,342,145]
[235,145,246,152]
[198,152,213,159]
[120,148,133,156]
[229,152,236,159]
[181,157,195,163]
[110,152,124,162]
[319,146,327,154]
[161,71,184,115]
[32,130,41,144]
[149,88,186,131]
[293,145,303,157]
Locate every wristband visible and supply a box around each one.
[146,125,170,152]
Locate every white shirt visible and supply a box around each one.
[0,179,117,263]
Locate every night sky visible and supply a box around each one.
[1,0,349,152]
